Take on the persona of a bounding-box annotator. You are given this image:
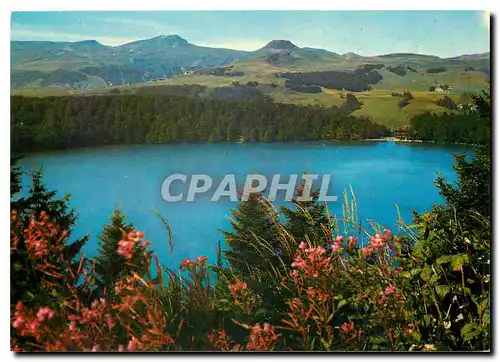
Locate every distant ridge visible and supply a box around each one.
[10,34,490,92]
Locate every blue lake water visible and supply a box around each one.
[19,142,473,268]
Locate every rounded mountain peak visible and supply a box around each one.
[261,40,299,51]
[154,34,189,45]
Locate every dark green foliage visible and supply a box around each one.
[436,95,458,110]
[10,165,88,310]
[427,67,447,73]
[81,65,146,86]
[209,85,266,102]
[40,70,88,87]
[403,91,413,100]
[279,69,383,92]
[11,70,49,88]
[387,65,407,76]
[360,64,385,71]
[197,67,226,76]
[410,112,489,144]
[222,189,331,324]
[435,147,490,230]
[398,98,410,108]
[94,209,151,295]
[340,93,364,114]
[11,94,389,152]
[471,84,491,120]
[222,193,281,284]
[410,86,490,143]
[136,84,207,98]
[284,80,322,93]
[11,157,22,195]
[406,147,490,350]
[11,69,88,88]
[392,91,413,107]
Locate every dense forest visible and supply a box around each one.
[11,94,389,152]
[409,93,489,144]
[410,112,489,144]
[279,68,383,92]
[408,87,490,144]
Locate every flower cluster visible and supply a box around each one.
[331,235,344,253]
[117,230,146,259]
[291,242,333,278]
[362,228,393,256]
[228,280,248,297]
[180,255,208,271]
[19,211,68,260]
[378,284,400,306]
[12,302,54,337]
[208,329,242,352]
[246,323,280,351]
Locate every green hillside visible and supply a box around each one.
[11,37,490,128]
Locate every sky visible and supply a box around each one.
[10,11,490,57]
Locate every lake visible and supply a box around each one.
[18,141,473,268]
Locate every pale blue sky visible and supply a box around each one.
[11,11,490,57]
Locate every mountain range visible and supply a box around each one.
[11,35,490,91]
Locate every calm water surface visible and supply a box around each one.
[19,142,473,268]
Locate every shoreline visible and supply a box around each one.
[362,137,424,143]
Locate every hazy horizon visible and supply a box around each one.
[11,11,490,58]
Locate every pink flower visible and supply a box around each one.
[118,239,135,259]
[348,236,357,248]
[92,345,100,352]
[106,314,115,329]
[340,321,354,334]
[118,345,125,352]
[180,258,193,270]
[331,242,341,253]
[128,230,144,241]
[299,241,307,250]
[290,269,299,279]
[195,255,208,264]
[369,233,386,250]
[140,240,151,249]
[229,280,248,296]
[336,235,344,244]
[362,246,373,256]
[384,284,396,295]
[127,337,142,351]
[12,316,25,329]
[36,307,54,322]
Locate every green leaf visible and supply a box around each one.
[411,267,422,276]
[435,285,451,300]
[429,274,440,285]
[421,265,432,281]
[401,271,412,279]
[461,323,481,342]
[436,255,452,265]
[337,299,348,311]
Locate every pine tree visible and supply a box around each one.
[94,209,150,295]
[222,193,279,277]
[11,167,88,309]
